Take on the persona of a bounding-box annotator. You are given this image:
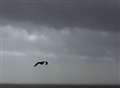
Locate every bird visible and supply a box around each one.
[33,61,48,67]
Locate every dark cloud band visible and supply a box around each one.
[0,0,120,32]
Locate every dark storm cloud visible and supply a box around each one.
[0,0,120,32]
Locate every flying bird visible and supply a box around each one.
[33,61,48,67]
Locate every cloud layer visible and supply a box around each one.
[0,0,120,32]
[0,25,119,60]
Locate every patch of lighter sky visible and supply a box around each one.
[0,50,26,56]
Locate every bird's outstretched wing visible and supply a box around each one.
[34,62,42,67]
[34,61,47,67]
[33,62,39,67]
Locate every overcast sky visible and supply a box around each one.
[0,0,120,84]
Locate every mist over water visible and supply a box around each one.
[0,52,119,84]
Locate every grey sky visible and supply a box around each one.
[0,0,120,84]
[0,0,120,32]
